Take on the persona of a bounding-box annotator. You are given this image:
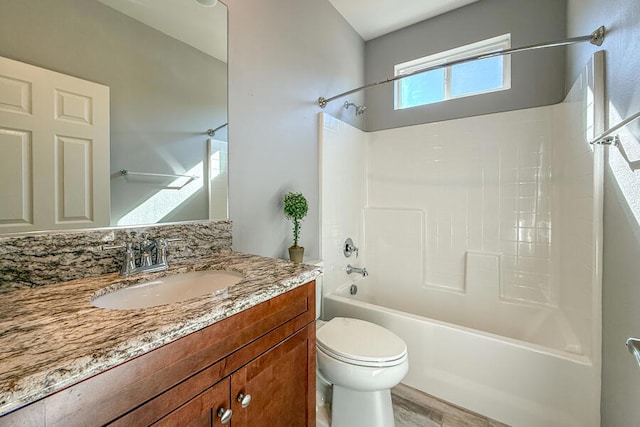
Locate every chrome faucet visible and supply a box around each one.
[103,234,181,276]
[346,264,368,277]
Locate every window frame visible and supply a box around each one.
[394,34,512,110]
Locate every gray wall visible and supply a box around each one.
[224,0,365,260]
[566,0,640,425]
[364,0,566,131]
[0,0,228,226]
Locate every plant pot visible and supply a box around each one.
[288,246,304,264]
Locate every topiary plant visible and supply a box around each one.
[283,192,308,248]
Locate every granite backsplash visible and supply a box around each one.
[0,220,232,293]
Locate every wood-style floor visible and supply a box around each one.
[392,384,509,427]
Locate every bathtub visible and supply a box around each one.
[323,281,600,427]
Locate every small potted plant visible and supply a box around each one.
[283,192,308,263]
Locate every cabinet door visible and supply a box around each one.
[230,324,315,427]
[153,378,231,427]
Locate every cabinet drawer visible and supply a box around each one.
[152,379,230,427]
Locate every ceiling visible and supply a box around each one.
[327,0,479,41]
[98,0,227,63]
[96,0,479,62]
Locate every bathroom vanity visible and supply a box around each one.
[0,253,319,426]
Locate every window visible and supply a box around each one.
[394,34,511,110]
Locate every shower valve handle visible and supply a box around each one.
[344,238,359,258]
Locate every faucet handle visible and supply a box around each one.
[138,233,154,249]
[344,238,359,258]
[102,242,136,275]
[122,243,137,274]
[155,238,181,265]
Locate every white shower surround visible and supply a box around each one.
[319,53,603,426]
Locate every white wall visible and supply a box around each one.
[225,0,365,261]
[367,108,556,305]
[554,53,604,363]
[319,113,367,297]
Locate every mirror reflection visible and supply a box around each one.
[0,0,228,234]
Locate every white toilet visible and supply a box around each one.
[311,264,409,426]
[315,317,409,427]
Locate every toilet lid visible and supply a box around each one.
[316,317,407,365]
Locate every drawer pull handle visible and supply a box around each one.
[217,407,232,424]
[237,392,252,408]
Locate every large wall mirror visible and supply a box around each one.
[0,0,228,234]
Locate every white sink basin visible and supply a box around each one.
[91,270,244,310]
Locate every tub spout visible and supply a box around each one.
[346,264,368,277]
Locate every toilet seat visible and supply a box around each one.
[316,317,407,367]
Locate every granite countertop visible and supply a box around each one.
[0,252,321,416]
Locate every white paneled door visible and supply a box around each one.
[0,56,110,233]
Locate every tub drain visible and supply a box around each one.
[350,284,358,295]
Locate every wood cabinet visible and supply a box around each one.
[0,281,316,427]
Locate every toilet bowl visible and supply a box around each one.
[316,317,409,427]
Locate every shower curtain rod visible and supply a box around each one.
[206,122,228,137]
[590,111,640,146]
[317,26,606,108]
